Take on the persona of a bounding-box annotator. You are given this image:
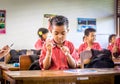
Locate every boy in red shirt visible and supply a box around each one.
[39,15,79,70]
[78,28,101,64]
[78,28,101,54]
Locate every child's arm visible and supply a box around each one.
[42,40,52,70]
[61,46,76,68]
[112,45,118,53]
[0,45,11,58]
[112,45,119,58]
[0,45,10,53]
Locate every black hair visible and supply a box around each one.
[108,34,116,43]
[84,28,96,36]
[83,36,85,41]
[50,15,69,28]
[37,28,49,38]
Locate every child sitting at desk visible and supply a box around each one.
[78,28,102,54]
[39,15,79,70]
[35,27,49,50]
[78,28,102,65]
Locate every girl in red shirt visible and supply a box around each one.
[34,28,49,50]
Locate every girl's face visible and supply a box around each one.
[51,25,68,45]
[86,32,96,43]
[42,33,48,40]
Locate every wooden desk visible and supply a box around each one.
[0,62,19,71]
[4,68,120,84]
[0,62,19,84]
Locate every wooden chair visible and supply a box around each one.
[19,55,32,70]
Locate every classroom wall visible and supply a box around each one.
[0,0,115,49]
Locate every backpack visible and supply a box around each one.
[8,49,27,63]
[29,60,41,70]
[85,49,114,68]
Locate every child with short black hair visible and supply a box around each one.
[83,36,86,43]
[78,28,101,54]
[39,15,79,70]
[78,28,101,64]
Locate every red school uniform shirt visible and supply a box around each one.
[39,40,79,70]
[78,42,102,54]
[34,39,45,50]
[114,38,120,55]
[107,43,114,53]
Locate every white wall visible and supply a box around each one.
[0,0,115,49]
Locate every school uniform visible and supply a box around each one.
[34,39,45,50]
[107,43,114,53]
[39,40,79,70]
[78,42,102,54]
[114,38,120,55]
